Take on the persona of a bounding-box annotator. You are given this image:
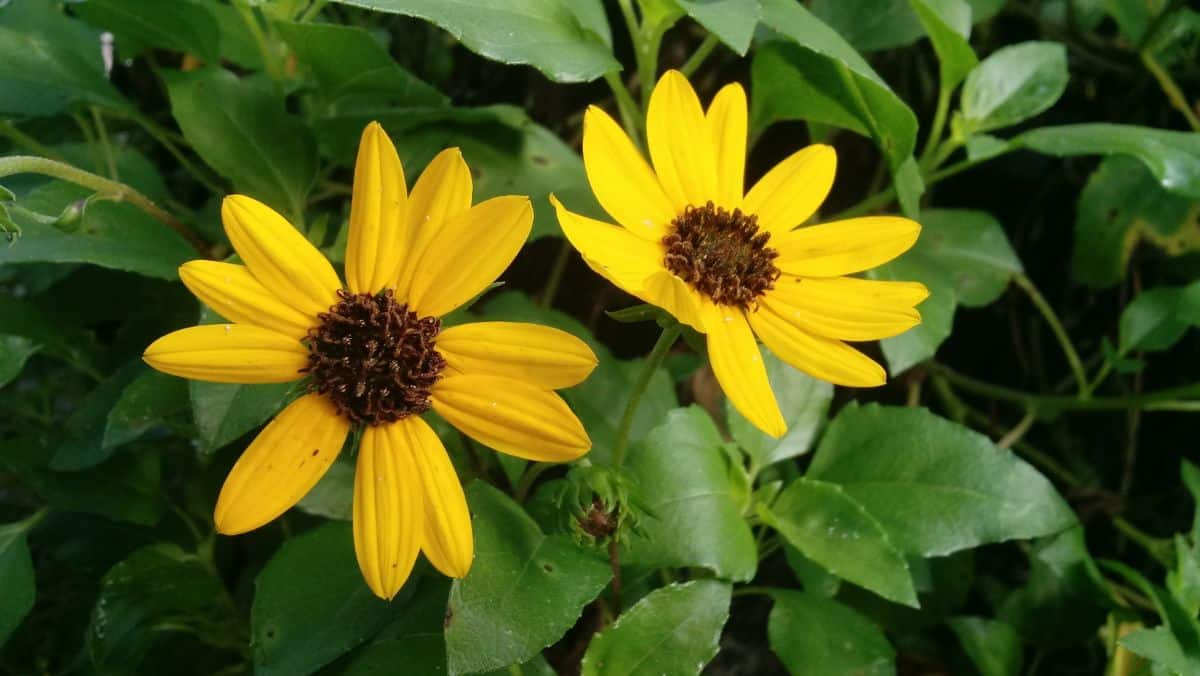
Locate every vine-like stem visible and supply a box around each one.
[116,110,227,195]
[603,71,644,143]
[0,121,64,160]
[1013,274,1089,395]
[610,325,681,467]
[918,86,952,170]
[539,239,573,308]
[679,33,721,78]
[1141,52,1200,131]
[0,155,209,253]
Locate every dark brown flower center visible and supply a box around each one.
[303,289,445,426]
[662,201,780,308]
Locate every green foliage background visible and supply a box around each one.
[1,0,1199,675]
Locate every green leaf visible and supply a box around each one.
[810,0,927,53]
[868,253,955,376]
[51,361,144,471]
[623,407,758,581]
[676,0,760,54]
[162,67,317,219]
[753,0,919,171]
[0,183,197,281]
[445,482,611,675]
[727,347,832,470]
[763,478,917,606]
[1121,627,1197,676]
[1167,536,1200,617]
[103,370,190,450]
[1105,560,1200,675]
[276,22,447,108]
[73,0,221,64]
[253,522,397,676]
[767,590,896,676]
[0,1,131,116]
[0,296,99,375]
[340,577,451,674]
[807,404,1077,556]
[0,335,39,388]
[1013,124,1200,200]
[0,521,36,648]
[911,0,978,90]
[581,580,731,676]
[328,0,619,83]
[948,617,1022,676]
[1119,286,1190,354]
[1072,156,1199,289]
[190,380,296,453]
[960,41,1068,133]
[916,209,1023,307]
[784,545,842,597]
[87,543,229,670]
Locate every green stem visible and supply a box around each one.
[122,110,227,195]
[0,120,65,160]
[832,148,1005,220]
[0,155,209,253]
[14,507,49,534]
[1086,360,1114,397]
[514,462,553,503]
[90,106,118,179]
[603,71,645,144]
[539,238,572,308]
[298,0,329,21]
[679,33,721,78]
[1141,52,1200,131]
[918,86,952,170]
[234,0,283,83]
[1113,517,1173,565]
[926,361,1200,412]
[1013,274,1089,395]
[610,325,681,466]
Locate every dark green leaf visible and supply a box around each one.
[340,577,451,675]
[103,370,190,450]
[163,68,317,219]
[753,0,919,171]
[0,295,99,375]
[911,0,977,90]
[807,404,1077,556]
[328,0,619,83]
[676,0,760,54]
[767,590,896,676]
[623,407,757,582]
[445,483,611,675]
[727,347,832,471]
[51,361,144,471]
[0,335,39,388]
[0,520,36,648]
[960,42,1068,133]
[276,22,447,108]
[811,0,927,53]
[1072,156,1198,289]
[190,380,296,453]
[1119,287,1190,354]
[763,478,916,606]
[296,456,354,521]
[868,253,955,376]
[0,183,197,281]
[73,0,221,64]
[253,522,397,676]
[87,543,230,670]
[948,617,1022,676]
[581,580,731,676]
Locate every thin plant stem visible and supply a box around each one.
[90,106,118,179]
[997,409,1036,448]
[603,71,644,144]
[122,110,227,195]
[514,462,553,503]
[1141,52,1200,131]
[0,120,65,160]
[1013,274,1089,395]
[539,239,573,308]
[298,0,329,22]
[919,86,952,169]
[610,325,681,467]
[0,155,209,253]
[234,0,283,83]
[679,33,721,78]
[608,540,623,614]
[69,110,102,173]
[962,409,1082,487]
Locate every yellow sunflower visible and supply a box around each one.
[551,70,928,438]
[144,123,596,599]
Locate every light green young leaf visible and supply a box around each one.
[727,347,832,470]
[960,41,1068,133]
[1118,286,1190,354]
[1121,627,1198,676]
[253,522,397,676]
[73,0,221,64]
[445,483,611,675]
[623,407,758,582]
[911,0,978,90]
[582,580,731,676]
[807,404,1077,556]
[763,478,917,606]
[676,0,760,54]
[767,590,896,676]
[162,67,317,220]
[948,617,1022,676]
[1105,560,1200,675]
[328,0,619,83]
[0,520,36,648]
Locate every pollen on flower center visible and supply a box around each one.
[662,201,781,308]
[303,289,445,426]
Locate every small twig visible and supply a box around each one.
[608,540,623,615]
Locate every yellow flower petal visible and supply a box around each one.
[707,83,748,211]
[432,374,590,462]
[748,304,886,387]
[222,195,341,316]
[346,122,408,295]
[407,196,532,318]
[437,322,598,390]
[763,276,928,341]
[143,324,307,383]
[179,261,315,340]
[550,195,663,295]
[641,271,705,332]
[582,105,674,239]
[700,302,786,438]
[214,394,349,534]
[396,415,473,578]
[772,216,922,277]
[394,148,473,298]
[743,145,836,236]
[647,70,719,210]
[354,421,422,600]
